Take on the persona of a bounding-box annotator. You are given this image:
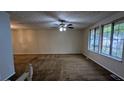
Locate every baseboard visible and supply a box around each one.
[82,53,124,80]
[14,53,82,56]
[4,72,15,81]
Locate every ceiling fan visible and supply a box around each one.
[53,19,74,32]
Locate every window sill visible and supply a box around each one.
[88,50,122,62]
[100,53,122,62]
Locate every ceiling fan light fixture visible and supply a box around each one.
[63,27,66,31]
[59,25,66,32]
[59,27,63,32]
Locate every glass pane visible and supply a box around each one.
[112,22,124,59]
[89,29,95,51]
[89,28,100,52]
[102,24,112,55]
[94,28,100,52]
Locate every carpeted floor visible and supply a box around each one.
[11,54,114,81]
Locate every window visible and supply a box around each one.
[101,24,112,55]
[88,18,124,61]
[89,28,100,52]
[111,22,124,59]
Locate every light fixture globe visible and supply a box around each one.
[59,24,66,32]
[59,27,63,32]
[63,27,66,31]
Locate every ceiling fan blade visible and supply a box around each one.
[68,26,74,29]
[58,19,66,22]
[68,24,72,26]
[67,24,73,27]
[67,23,74,29]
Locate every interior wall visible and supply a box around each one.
[0,12,15,80]
[12,29,83,54]
[82,12,124,79]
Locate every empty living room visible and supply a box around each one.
[0,11,124,81]
[1,1,124,93]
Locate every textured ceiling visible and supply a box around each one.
[8,11,118,30]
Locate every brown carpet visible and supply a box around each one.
[11,54,113,81]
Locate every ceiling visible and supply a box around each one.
[8,11,118,30]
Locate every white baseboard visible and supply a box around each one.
[14,53,82,55]
[4,72,15,81]
[82,53,124,80]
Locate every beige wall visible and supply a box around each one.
[82,12,124,79]
[12,29,83,54]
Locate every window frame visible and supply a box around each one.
[94,27,100,53]
[101,23,112,55]
[111,21,124,59]
[88,27,100,53]
[88,29,95,51]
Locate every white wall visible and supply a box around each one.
[12,29,83,54]
[82,12,124,79]
[0,12,15,80]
